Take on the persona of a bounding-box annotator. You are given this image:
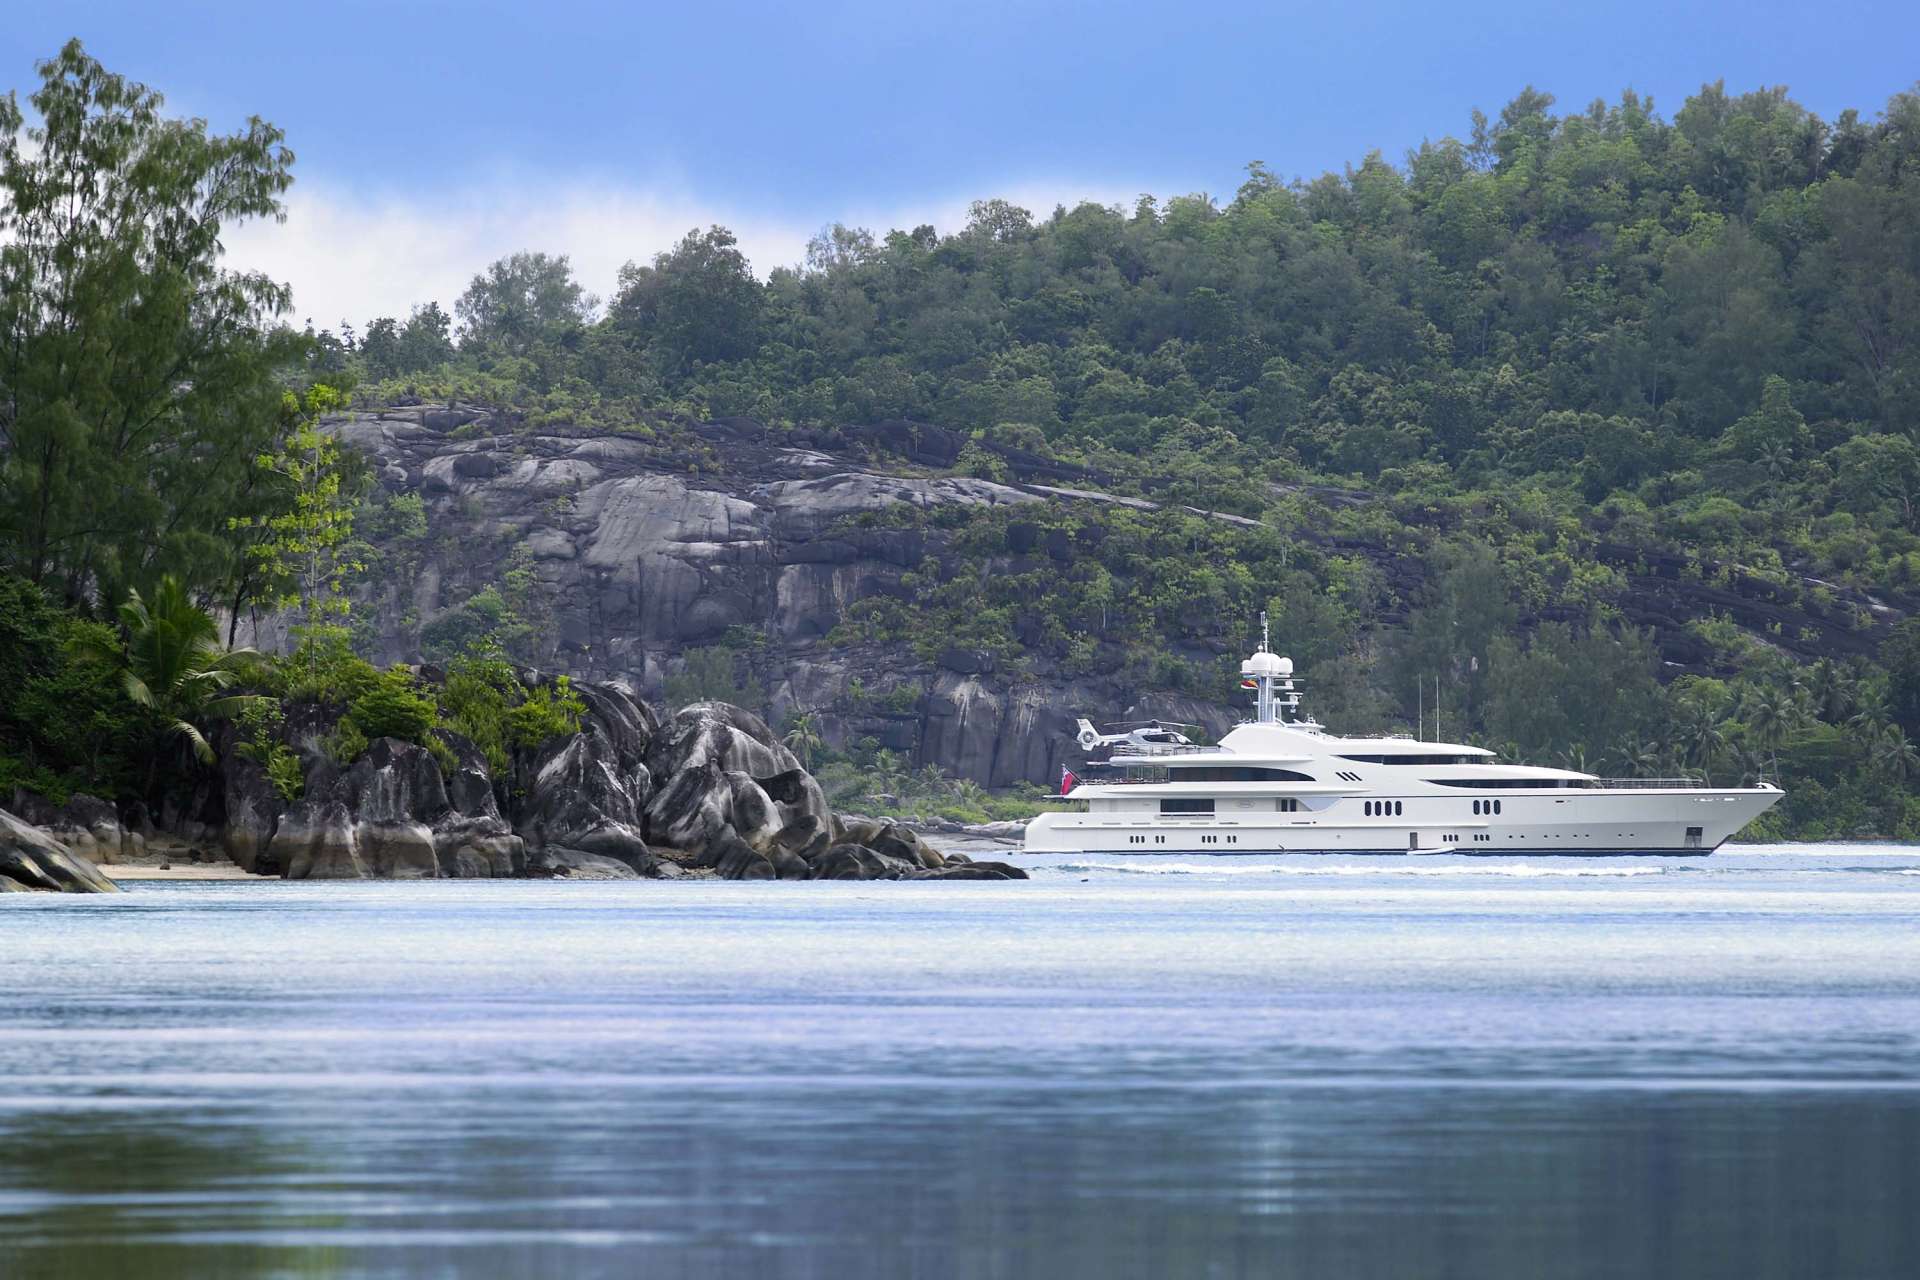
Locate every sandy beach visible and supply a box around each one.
[102,862,263,881]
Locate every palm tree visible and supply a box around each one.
[1728,740,1766,790]
[1847,691,1891,739]
[1756,439,1795,481]
[1810,658,1855,724]
[96,576,267,768]
[1743,686,1797,781]
[781,711,824,769]
[1650,723,1684,776]
[871,749,907,801]
[1680,703,1727,784]
[1872,724,1920,784]
[1613,733,1661,779]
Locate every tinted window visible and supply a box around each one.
[1167,766,1315,782]
[1339,754,1481,765]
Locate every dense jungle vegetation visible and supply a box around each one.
[6,38,1920,836]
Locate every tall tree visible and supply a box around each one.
[454,252,590,356]
[234,384,363,665]
[611,227,764,370]
[0,40,300,606]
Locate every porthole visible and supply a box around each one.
[1394,801,1403,816]
[1493,800,1502,815]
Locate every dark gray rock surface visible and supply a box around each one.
[191,681,933,883]
[18,793,142,866]
[225,407,1267,789]
[0,808,119,892]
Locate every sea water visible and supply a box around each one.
[1,845,1917,1279]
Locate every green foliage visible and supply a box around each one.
[506,676,586,748]
[437,653,520,774]
[781,712,825,769]
[436,652,584,771]
[0,39,301,608]
[233,699,303,801]
[347,667,437,745]
[1483,622,1667,769]
[98,576,267,766]
[424,734,460,778]
[264,744,306,802]
[325,716,370,767]
[612,227,763,370]
[237,385,365,644]
[455,251,592,357]
[811,742,1069,824]
[0,575,145,800]
[278,625,382,704]
[663,646,764,710]
[420,584,535,664]
[1882,620,1920,740]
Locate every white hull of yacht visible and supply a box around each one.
[1024,785,1780,856]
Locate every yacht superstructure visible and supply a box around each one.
[1024,623,1782,857]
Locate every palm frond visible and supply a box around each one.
[202,693,272,721]
[169,719,216,765]
[122,670,157,708]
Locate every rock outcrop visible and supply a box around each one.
[11,793,143,866]
[181,666,1018,884]
[630,701,851,879]
[270,738,476,879]
[228,406,1255,791]
[0,809,119,893]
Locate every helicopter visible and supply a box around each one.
[1073,718,1203,755]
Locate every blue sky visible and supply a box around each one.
[6,0,1918,326]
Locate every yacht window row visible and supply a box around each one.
[1472,799,1503,815]
[1427,779,1591,789]
[1363,800,1403,817]
[1339,754,1482,765]
[1167,766,1315,782]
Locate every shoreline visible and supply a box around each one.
[102,862,263,881]
[93,833,1021,884]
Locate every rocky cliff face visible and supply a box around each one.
[234,403,1902,789]
[230,406,1244,788]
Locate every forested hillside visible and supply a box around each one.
[6,38,1920,836]
[320,81,1920,838]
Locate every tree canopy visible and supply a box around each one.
[0,38,301,609]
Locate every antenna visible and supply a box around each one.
[1260,610,1270,653]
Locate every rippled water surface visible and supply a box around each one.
[2,844,1918,1278]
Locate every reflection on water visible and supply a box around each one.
[1,847,1917,1278]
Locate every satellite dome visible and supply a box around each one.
[1246,650,1283,675]
[1277,656,1294,676]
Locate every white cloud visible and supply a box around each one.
[219,176,1148,332]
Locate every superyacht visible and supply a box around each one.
[1024,621,1782,856]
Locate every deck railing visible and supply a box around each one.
[1107,744,1217,759]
